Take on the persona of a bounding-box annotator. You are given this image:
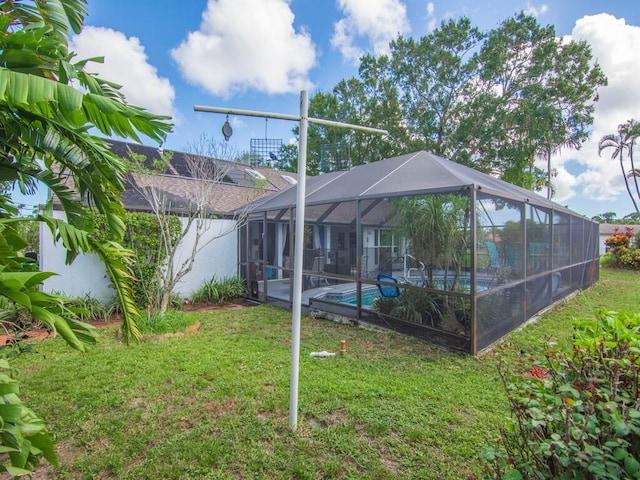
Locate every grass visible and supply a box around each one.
[136,310,198,335]
[10,268,640,479]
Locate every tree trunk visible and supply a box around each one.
[159,289,171,316]
[629,149,640,212]
[620,153,640,213]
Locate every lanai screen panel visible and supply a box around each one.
[475,193,526,350]
[241,151,600,353]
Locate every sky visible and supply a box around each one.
[13,0,640,219]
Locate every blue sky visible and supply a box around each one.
[13,0,640,219]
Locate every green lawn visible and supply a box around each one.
[12,269,640,479]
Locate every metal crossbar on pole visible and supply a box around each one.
[194,92,387,432]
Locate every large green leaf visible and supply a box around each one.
[0,271,56,289]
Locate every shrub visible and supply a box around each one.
[600,252,621,268]
[481,310,640,479]
[90,211,181,310]
[191,276,245,304]
[620,249,640,270]
[605,230,631,255]
[371,288,442,326]
[603,227,640,270]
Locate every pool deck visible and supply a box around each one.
[261,279,371,306]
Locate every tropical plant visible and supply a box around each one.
[599,122,640,213]
[482,310,640,479]
[602,227,640,270]
[0,0,171,473]
[191,275,246,304]
[372,286,443,327]
[394,194,470,289]
[0,0,171,341]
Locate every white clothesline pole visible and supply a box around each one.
[195,92,387,431]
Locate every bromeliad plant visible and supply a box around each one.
[482,310,640,480]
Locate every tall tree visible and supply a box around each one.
[0,1,171,473]
[622,119,640,205]
[306,55,410,173]
[598,123,640,213]
[390,18,484,157]
[306,13,606,192]
[467,13,606,190]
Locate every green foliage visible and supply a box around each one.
[190,275,246,304]
[0,0,172,474]
[372,287,443,327]
[91,211,181,309]
[482,310,640,479]
[4,269,635,478]
[394,194,470,288]
[307,13,606,192]
[600,253,621,269]
[620,248,640,269]
[63,292,120,323]
[0,359,57,477]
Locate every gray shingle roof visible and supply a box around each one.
[110,140,296,215]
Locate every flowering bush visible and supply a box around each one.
[620,248,640,270]
[605,227,631,254]
[481,310,640,480]
[603,227,640,270]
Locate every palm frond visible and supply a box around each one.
[39,214,142,343]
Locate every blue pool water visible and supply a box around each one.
[320,275,496,309]
[340,289,380,307]
[321,286,380,308]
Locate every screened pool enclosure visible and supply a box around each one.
[240,151,599,354]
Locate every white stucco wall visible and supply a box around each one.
[40,211,239,303]
[40,210,114,302]
[171,217,238,296]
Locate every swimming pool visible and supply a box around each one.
[321,286,380,308]
[318,275,497,309]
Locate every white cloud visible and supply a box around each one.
[551,166,578,203]
[70,27,177,120]
[426,2,434,16]
[426,2,437,33]
[331,0,410,64]
[171,0,317,97]
[551,14,640,207]
[524,3,548,18]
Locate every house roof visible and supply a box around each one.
[107,140,296,216]
[249,150,579,215]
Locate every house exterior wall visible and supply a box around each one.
[40,211,239,303]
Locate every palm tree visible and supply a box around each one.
[623,119,640,206]
[598,124,640,213]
